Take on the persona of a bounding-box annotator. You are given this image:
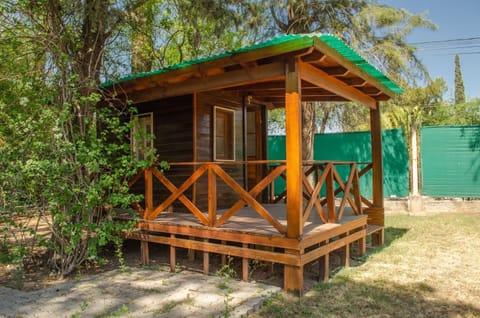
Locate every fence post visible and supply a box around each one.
[409,112,424,214]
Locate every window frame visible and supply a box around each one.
[213,106,235,161]
[131,112,154,161]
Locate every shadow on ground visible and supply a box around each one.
[255,276,480,318]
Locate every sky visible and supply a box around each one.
[380,0,480,100]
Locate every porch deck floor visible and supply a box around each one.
[117,204,364,238]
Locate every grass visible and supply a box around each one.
[250,214,480,318]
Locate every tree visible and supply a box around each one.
[0,0,147,276]
[126,0,262,74]
[263,0,436,161]
[454,54,466,105]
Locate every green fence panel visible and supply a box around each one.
[267,128,409,198]
[421,125,480,197]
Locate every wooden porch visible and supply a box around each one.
[104,34,402,292]
[118,160,383,292]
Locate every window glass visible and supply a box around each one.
[132,113,153,160]
[214,107,235,161]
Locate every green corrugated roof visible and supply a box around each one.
[102,33,403,94]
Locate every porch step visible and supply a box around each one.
[367,224,383,235]
[366,224,384,247]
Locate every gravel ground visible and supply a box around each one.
[0,266,280,318]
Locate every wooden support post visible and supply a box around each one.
[144,168,153,219]
[284,249,303,295]
[318,253,330,281]
[326,167,336,222]
[357,232,367,256]
[285,58,304,293]
[242,243,249,282]
[351,164,362,215]
[372,228,385,246]
[203,239,209,275]
[208,165,217,226]
[344,243,350,268]
[368,102,385,227]
[141,240,149,265]
[170,234,176,272]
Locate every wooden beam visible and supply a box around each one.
[369,102,384,226]
[322,66,349,76]
[251,87,331,97]
[126,62,285,104]
[341,77,367,86]
[227,81,285,91]
[129,232,301,266]
[262,96,350,103]
[357,86,382,95]
[285,58,303,238]
[313,38,397,97]
[109,37,314,93]
[301,50,326,63]
[299,61,377,109]
[285,58,304,294]
[138,221,300,249]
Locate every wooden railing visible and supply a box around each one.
[128,160,373,235]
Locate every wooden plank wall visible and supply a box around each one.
[132,95,195,211]
[196,91,245,210]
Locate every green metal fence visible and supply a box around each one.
[267,128,410,198]
[421,125,480,197]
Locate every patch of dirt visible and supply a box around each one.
[0,237,356,293]
[0,213,360,294]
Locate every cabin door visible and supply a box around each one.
[246,106,266,191]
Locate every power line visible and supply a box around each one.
[417,45,480,51]
[410,36,480,46]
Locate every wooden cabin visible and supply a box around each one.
[103,34,403,293]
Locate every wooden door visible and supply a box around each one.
[246,106,265,191]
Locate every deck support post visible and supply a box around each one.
[344,243,350,268]
[284,249,303,294]
[203,239,209,275]
[284,58,304,294]
[365,102,385,233]
[242,243,249,282]
[140,240,149,265]
[170,234,176,272]
[318,253,330,281]
[357,230,367,256]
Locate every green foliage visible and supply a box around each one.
[383,78,447,130]
[216,256,236,318]
[123,0,262,76]
[454,54,466,105]
[267,0,436,83]
[0,0,147,277]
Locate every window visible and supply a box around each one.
[131,113,153,160]
[214,107,235,161]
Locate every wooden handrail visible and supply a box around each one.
[127,160,371,235]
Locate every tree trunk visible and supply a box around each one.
[302,102,315,162]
